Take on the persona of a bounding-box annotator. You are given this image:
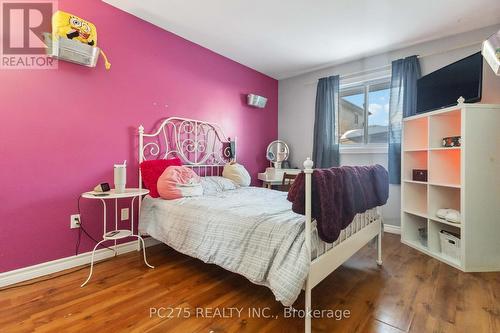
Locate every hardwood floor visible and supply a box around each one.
[1,233,499,333]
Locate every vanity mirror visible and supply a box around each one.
[266,140,289,169]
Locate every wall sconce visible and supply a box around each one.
[247,94,268,108]
[482,30,500,76]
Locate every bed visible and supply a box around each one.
[137,117,383,333]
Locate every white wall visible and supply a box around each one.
[278,24,500,226]
[340,153,401,226]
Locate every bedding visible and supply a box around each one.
[140,187,311,306]
[222,162,251,186]
[288,165,388,243]
[200,176,238,194]
[139,186,378,306]
[140,157,182,198]
[157,166,202,200]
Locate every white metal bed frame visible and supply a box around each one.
[138,117,383,333]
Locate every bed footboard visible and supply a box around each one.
[302,158,383,333]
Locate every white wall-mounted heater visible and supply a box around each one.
[43,33,100,68]
[247,94,268,108]
[482,30,500,76]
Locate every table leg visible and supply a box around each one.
[114,198,118,255]
[131,196,136,236]
[81,239,108,287]
[132,235,155,269]
[81,199,109,287]
[132,196,141,251]
[262,182,273,189]
[100,199,107,239]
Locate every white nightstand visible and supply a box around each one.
[80,188,154,287]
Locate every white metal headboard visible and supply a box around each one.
[138,117,236,187]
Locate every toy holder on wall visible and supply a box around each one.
[45,10,111,70]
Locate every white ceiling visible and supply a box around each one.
[104,0,500,79]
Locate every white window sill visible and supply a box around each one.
[340,145,388,154]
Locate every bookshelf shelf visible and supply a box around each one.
[429,147,461,151]
[429,216,462,229]
[403,179,427,185]
[401,102,500,272]
[404,148,428,152]
[427,182,461,188]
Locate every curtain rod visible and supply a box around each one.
[303,40,482,86]
[303,65,390,86]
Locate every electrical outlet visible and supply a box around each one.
[121,208,129,221]
[70,214,81,229]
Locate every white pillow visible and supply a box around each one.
[222,163,251,186]
[200,176,238,195]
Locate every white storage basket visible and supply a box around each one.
[439,230,461,261]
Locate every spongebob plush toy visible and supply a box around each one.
[52,10,111,70]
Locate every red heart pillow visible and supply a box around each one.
[140,157,182,197]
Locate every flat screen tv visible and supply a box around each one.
[416,52,483,114]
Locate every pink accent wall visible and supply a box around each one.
[0,0,278,273]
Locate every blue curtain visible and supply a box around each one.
[388,56,421,184]
[312,75,340,168]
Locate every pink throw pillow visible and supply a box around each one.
[140,157,182,198]
[157,166,202,200]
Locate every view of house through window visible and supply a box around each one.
[339,80,390,145]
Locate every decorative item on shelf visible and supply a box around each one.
[412,169,428,182]
[114,160,127,193]
[482,29,500,76]
[266,140,289,169]
[247,94,268,108]
[44,10,111,70]
[442,136,461,147]
[436,208,461,223]
[93,182,110,192]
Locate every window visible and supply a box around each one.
[339,79,390,145]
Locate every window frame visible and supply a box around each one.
[339,75,391,153]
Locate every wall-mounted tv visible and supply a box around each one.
[416,52,483,114]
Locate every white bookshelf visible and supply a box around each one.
[401,101,500,272]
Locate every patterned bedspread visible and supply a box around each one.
[139,187,313,306]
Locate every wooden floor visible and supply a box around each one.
[1,233,499,333]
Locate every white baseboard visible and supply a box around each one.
[384,224,401,235]
[0,237,161,288]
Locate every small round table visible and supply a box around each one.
[80,188,154,287]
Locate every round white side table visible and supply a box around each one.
[80,188,154,287]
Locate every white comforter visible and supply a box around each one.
[139,187,312,306]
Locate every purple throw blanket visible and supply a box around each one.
[287,165,389,243]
